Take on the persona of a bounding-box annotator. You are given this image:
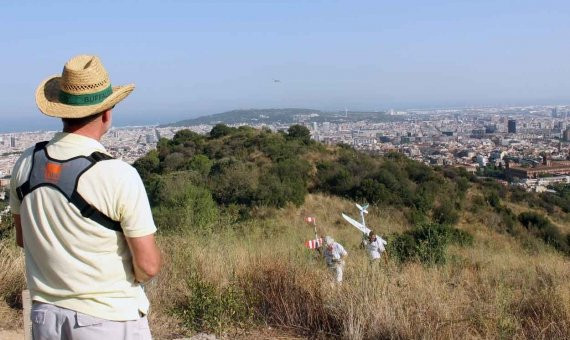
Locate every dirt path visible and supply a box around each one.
[0,329,23,340]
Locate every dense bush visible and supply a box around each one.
[315,149,468,224]
[146,173,218,233]
[139,126,315,211]
[177,273,252,333]
[541,184,570,213]
[209,124,236,139]
[432,200,460,225]
[518,211,570,254]
[389,223,473,265]
[286,124,311,144]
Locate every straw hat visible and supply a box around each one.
[35,55,135,118]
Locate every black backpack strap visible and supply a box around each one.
[70,151,122,233]
[16,141,50,201]
[69,191,122,232]
[88,151,114,162]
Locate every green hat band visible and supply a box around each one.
[59,85,112,106]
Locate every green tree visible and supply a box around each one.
[210,124,235,139]
[189,154,213,177]
[286,125,311,144]
[133,149,160,179]
[148,173,218,233]
[209,161,259,205]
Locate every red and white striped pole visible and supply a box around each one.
[304,216,319,247]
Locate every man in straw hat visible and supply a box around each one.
[10,55,160,339]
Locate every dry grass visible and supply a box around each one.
[144,194,570,339]
[1,193,569,339]
[0,242,25,330]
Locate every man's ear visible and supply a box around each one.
[102,108,112,123]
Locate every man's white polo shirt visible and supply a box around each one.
[10,132,157,321]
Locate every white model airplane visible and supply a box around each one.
[342,212,370,234]
[342,203,387,242]
[342,203,370,234]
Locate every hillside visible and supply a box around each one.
[1,125,569,339]
[161,108,403,126]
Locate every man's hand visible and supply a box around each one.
[13,214,23,248]
[125,234,161,283]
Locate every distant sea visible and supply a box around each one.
[0,112,199,134]
[0,116,61,133]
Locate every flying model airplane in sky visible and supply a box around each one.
[273,79,281,83]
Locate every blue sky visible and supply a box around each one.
[1,0,569,131]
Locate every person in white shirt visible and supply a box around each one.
[322,236,348,283]
[362,231,388,265]
[11,55,160,339]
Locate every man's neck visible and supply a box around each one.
[62,127,103,141]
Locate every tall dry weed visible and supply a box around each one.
[0,241,26,329]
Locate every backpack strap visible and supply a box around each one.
[69,190,122,232]
[73,150,122,232]
[16,142,122,233]
[16,141,49,201]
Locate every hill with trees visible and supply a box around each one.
[161,108,403,126]
[1,124,569,339]
[135,124,569,253]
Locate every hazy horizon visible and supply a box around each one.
[1,0,569,132]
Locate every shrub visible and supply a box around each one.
[133,149,160,179]
[357,179,391,205]
[172,129,205,144]
[209,124,235,139]
[518,212,570,254]
[470,194,486,213]
[389,223,473,265]
[209,160,259,206]
[486,191,501,209]
[177,274,252,333]
[286,124,311,144]
[510,186,528,203]
[148,173,218,233]
[406,208,428,226]
[497,206,518,233]
[188,154,213,178]
[257,169,307,207]
[243,259,341,335]
[432,201,460,225]
[0,212,14,241]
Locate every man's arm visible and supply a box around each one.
[340,244,348,258]
[125,234,161,283]
[13,214,23,248]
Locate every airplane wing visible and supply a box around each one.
[342,213,371,234]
